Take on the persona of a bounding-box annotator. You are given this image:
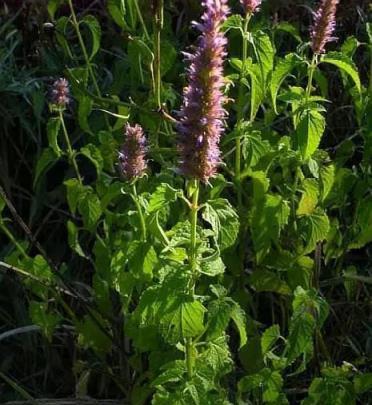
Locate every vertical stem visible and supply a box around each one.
[67,0,110,128]
[59,110,83,184]
[306,54,318,101]
[185,179,200,379]
[133,0,150,41]
[131,183,147,241]
[154,0,164,110]
[235,13,251,206]
[67,0,101,98]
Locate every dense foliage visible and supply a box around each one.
[0,0,371,403]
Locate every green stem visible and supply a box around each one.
[133,0,150,42]
[59,110,83,184]
[0,223,28,258]
[185,179,200,379]
[305,54,318,101]
[67,0,110,128]
[131,183,147,241]
[154,0,164,110]
[235,13,251,207]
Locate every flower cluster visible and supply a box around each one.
[50,78,70,108]
[118,124,147,181]
[310,0,339,54]
[240,0,261,15]
[177,0,229,182]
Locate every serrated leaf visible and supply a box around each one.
[77,95,93,134]
[319,164,335,202]
[67,220,87,258]
[297,179,319,216]
[354,373,372,394]
[202,199,239,251]
[127,240,157,281]
[80,15,101,60]
[251,194,290,263]
[199,256,225,277]
[242,129,270,169]
[231,303,248,349]
[77,314,111,354]
[296,109,325,160]
[253,31,274,80]
[222,14,243,32]
[249,269,292,295]
[78,192,102,231]
[162,299,206,344]
[349,197,372,249]
[147,183,180,214]
[270,53,301,113]
[80,144,104,177]
[261,324,281,355]
[64,179,87,214]
[299,211,330,254]
[322,52,361,94]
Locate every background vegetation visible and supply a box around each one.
[0,0,371,403]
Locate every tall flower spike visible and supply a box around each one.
[51,78,70,108]
[178,0,229,182]
[310,0,339,55]
[118,124,147,181]
[240,0,261,14]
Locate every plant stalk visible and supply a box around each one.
[131,182,147,241]
[235,13,251,206]
[59,110,83,184]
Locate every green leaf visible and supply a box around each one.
[253,31,274,80]
[161,299,206,344]
[47,117,62,156]
[34,148,59,187]
[77,314,111,354]
[147,183,180,214]
[80,15,101,60]
[249,269,292,295]
[354,373,372,394]
[242,129,270,169]
[261,324,281,355]
[275,22,302,42]
[299,210,330,254]
[222,14,243,32]
[322,52,361,94]
[107,0,127,29]
[29,301,61,341]
[319,164,335,202]
[286,287,329,364]
[251,194,290,263]
[47,0,66,19]
[64,179,87,214]
[230,303,248,349]
[161,40,177,77]
[67,221,87,258]
[349,197,372,249]
[79,192,102,231]
[296,109,325,160]
[199,256,225,277]
[127,240,158,281]
[77,95,93,134]
[270,53,301,113]
[151,360,186,386]
[202,199,239,251]
[239,368,284,403]
[80,144,104,177]
[297,179,319,216]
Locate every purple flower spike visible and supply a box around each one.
[178,0,229,183]
[118,124,147,181]
[51,78,70,107]
[311,0,339,55]
[240,0,261,14]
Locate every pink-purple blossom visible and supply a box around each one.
[240,0,261,14]
[118,124,147,181]
[310,0,339,54]
[50,78,70,107]
[178,0,229,182]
